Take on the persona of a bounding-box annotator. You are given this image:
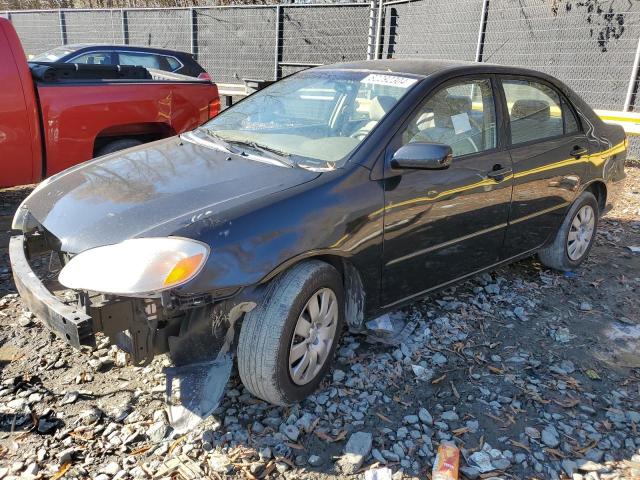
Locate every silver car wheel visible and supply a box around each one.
[567,204,595,261]
[289,288,338,386]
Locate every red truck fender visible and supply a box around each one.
[0,18,43,186]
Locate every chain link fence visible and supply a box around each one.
[4,0,640,155]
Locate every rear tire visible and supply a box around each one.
[96,138,143,157]
[237,260,343,406]
[538,191,599,271]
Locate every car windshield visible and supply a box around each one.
[201,69,419,170]
[31,46,79,62]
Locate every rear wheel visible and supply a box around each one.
[538,191,599,271]
[96,138,143,157]
[237,260,343,405]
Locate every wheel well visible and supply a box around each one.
[93,122,176,156]
[314,255,366,332]
[585,181,607,213]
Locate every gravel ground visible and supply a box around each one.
[0,168,639,480]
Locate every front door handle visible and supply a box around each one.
[487,165,513,181]
[570,145,588,159]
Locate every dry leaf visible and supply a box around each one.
[488,366,504,375]
[585,369,601,380]
[509,440,531,453]
[51,463,71,480]
[450,381,460,399]
[334,430,347,442]
[285,442,305,450]
[545,448,566,458]
[432,374,447,384]
[168,434,186,455]
[554,398,580,408]
[376,412,392,423]
[130,445,151,456]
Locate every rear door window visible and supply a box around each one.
[502,79,568,145]
[117,52,163,70]
[71,51,112,65]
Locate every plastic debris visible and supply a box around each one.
[365,313,418,346]
[627,246,640,254]
[364,467,393,480]
[164,354,233,433]
[563,271,578,279]
[433,443,460,479]
[366,314,395,333]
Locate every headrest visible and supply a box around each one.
[446,95,472,113]
[511,99,550,121]
[430,92,452,128]
[368,96,397,121]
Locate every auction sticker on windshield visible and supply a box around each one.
[361,74,418,89]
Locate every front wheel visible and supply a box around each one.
[538,191,599,271]
[237,260,344,406]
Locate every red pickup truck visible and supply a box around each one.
[0,18,220,188]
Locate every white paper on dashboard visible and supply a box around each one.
[451,112,472,134]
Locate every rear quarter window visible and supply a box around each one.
[165,56,181,71]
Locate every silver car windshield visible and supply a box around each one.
[201,69,419,170]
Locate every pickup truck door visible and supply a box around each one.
[380,76,513,308]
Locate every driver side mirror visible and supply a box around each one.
[390,142,453,170]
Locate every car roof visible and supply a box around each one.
[315,58,550,80]
[64,44,193,57]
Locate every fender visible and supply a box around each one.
[172,163,384,320]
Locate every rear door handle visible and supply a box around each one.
[487,166,513,181]
[570,146,588,158]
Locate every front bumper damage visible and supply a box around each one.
[9,232,257,432]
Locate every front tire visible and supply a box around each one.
[238,260,344,405]
[538,191,599,271]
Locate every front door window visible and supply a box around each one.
[400,78,497,157]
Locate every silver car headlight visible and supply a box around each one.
[58,237,209,296]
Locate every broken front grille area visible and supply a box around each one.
[19,228,186,366]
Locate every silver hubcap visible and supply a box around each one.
[289,288,338,386]
[567,205,595,261]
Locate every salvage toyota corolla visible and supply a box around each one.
[11,60,626,408]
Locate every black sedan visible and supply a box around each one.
[31,44,210,79]
[10,59,626,408]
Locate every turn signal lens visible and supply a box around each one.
[209,98,221,118]
[164,253,204,286]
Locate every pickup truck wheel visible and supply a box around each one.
[538,191,599,271]
[97,138,143,156]
[238,260,343,406]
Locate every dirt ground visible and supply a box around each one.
[0,168,639,480]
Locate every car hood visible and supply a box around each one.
[19,136,320,253]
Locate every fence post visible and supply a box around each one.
[374,0,384,59]
[59,9,68,45]
[624,35,640,111]
[121,9,129,45]
[367,0,378,60]
[274,5,283,81]
[475,0,489,62]
[190,7,198,58]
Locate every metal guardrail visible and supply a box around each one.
[596,110,640,136]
